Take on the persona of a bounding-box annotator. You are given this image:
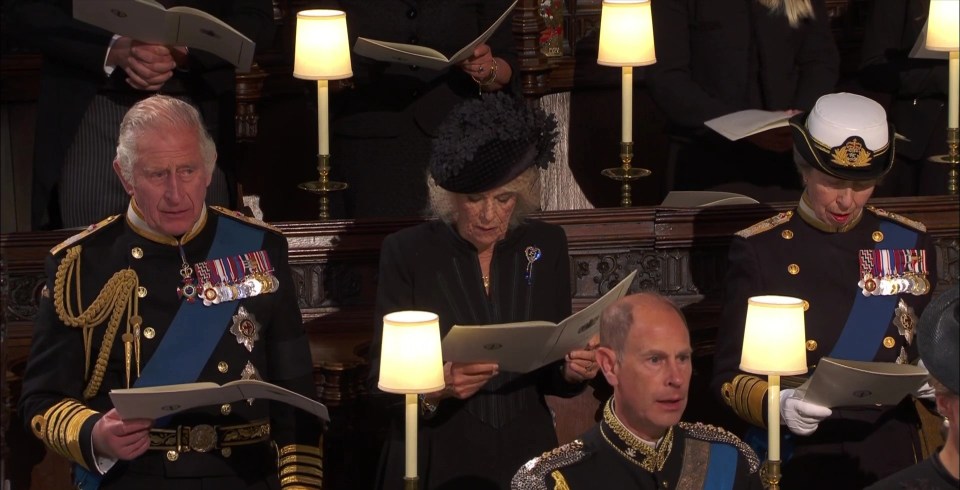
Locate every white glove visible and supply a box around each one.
[780,388,832,436]
[914,360,936,401]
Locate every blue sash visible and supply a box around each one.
[74,217,265,490]
[829,221,917,360]
[703,442,738,490]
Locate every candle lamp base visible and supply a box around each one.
[403,476,419,490]
[928,127,959,195]
[601,142,651,207]
[759,459,782,490]
[299,154,348,220]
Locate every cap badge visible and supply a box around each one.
[830,136,873,168]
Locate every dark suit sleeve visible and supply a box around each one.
[647,0,737,127]
[536,227,584,397]
[712,236,769,428]
[791,0,840,111]
[5,0,113,78]
[368,233,414,388]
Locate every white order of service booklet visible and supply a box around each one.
[73,0,256,72]
[110,379,329,421]
[353,1,517,71]
[441,269,637,373]
[798,357,928,408]
[704,109,794,141]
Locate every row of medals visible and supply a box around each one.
[199,273,279,306]
[859,271,929,297]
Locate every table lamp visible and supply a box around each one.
[597,0,656,207]
[377,311,445,490]
[293,10,353,219]
[926,0,959,194]
[739,295,808,490]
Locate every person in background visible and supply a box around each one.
[513,292,761,489]
[4,0,273,229]
[646,0,838,201]
[321,0,517,218]
[370,92,597,489]
[713,92,939,489]
[859,0,950,197]
[868,286,959,489]
[18,95,323,489]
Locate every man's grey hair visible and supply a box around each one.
[115,95,216,184]
[425,166,541,227]
[599,291,688,362]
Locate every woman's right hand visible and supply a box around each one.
[436,361,499,400]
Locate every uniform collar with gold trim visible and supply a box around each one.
[797,192,863,233]
[126,199,208,246]
[599,398,674,473]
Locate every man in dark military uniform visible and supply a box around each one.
[513,293,761,490]
[713,92,939,489]
[18,95,324,489]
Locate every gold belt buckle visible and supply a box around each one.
[188,424,217,453]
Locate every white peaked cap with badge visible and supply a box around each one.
[806,93,889,151]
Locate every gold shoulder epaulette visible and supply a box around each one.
[679,421,760,474]
[210,206,282,234]
[866,205,927,232]
[512,440,587,490]
[735,210,794,238]
[50,215,121,256]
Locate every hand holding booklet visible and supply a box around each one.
[798,357,928,408]
[73,0,255,72]
[110,379,329,421]
[704,110,794,141]
[353,1,517,71]
[441,269,637,373]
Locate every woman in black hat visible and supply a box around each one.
[868,286,959,489]
[712,92,940,488]
[368,93,598,489]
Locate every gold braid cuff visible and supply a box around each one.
[30,399,98,469]
[53,245,140,399]
[277,443,323,489]
[721,374,768,428]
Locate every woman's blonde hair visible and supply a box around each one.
[426,166,541,228]
[757,0,815,28]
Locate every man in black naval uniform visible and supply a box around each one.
[713,92,939,489]
[513,293,761,489]
[18,95,323,489]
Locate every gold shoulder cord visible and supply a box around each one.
[53,245,140,399]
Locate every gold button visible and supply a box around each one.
[143,327,156,339]
[221,447,232,458]
[166,450,179,461]
[802,300,810,311]
[883,336,896,348]
[218,361,229,373]
[220,403,232,415]
[805,340,818,351]
[131,247,144,259]
[872,231,884,243]
[781,230,794,239]
[788,264,800,275]
[137,286,148,298]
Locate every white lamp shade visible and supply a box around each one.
[926,0,959,51]
[293,10,354,80]
[597,0,657,67]
[739,296,808,376]
[378,311,446,394]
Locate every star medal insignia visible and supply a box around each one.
[230,306,261,352]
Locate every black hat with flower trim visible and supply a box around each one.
[790,92,895,182]
[429,92,559,194]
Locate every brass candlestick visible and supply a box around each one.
[760,460,782,490]
[299,154,347,220]
[929,127,959,195]
[601,142,651,207]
